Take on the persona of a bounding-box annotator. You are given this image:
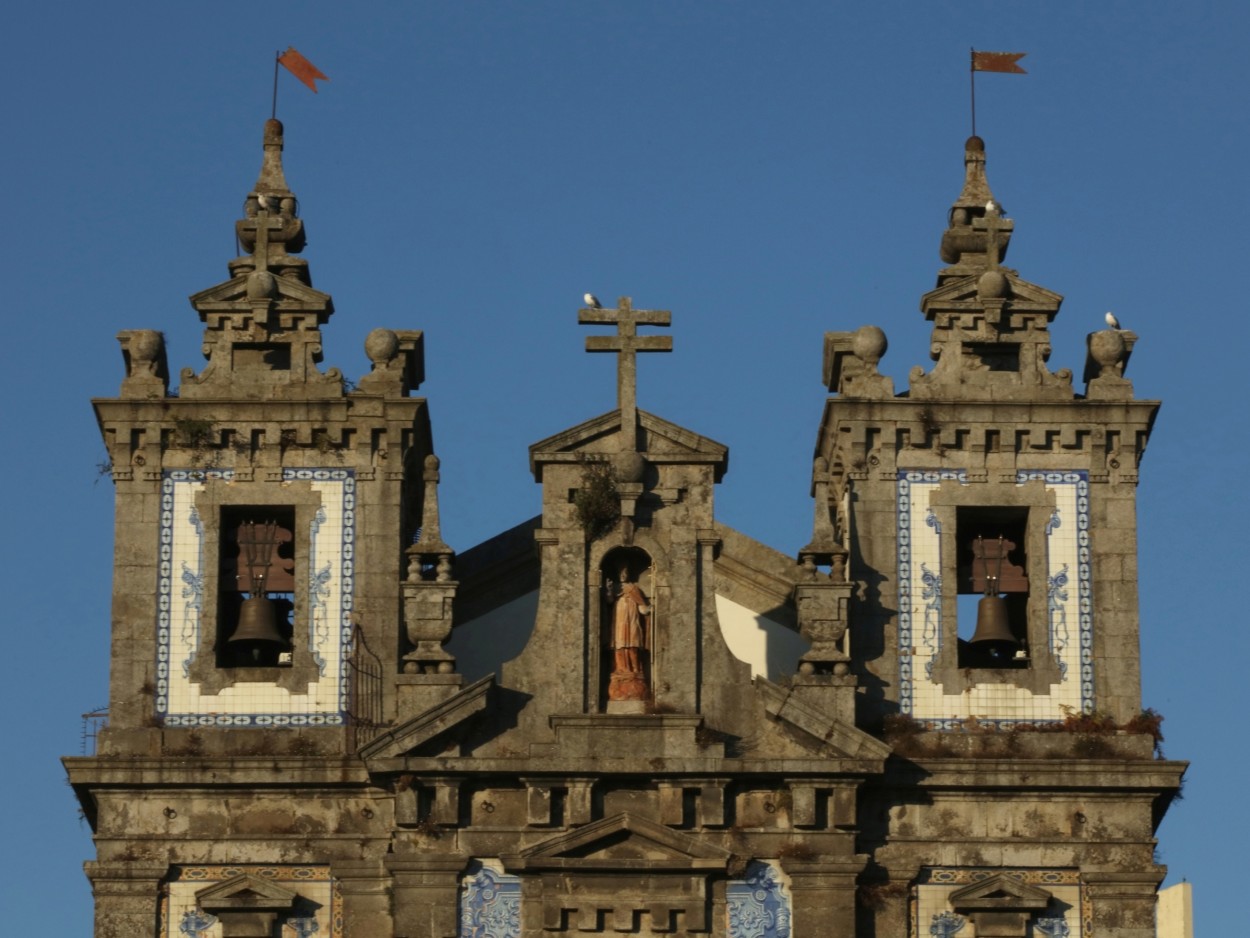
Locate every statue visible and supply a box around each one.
[607,565,651,701]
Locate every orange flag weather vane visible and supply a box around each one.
[969,48,1026,137]
[278,47,329,93]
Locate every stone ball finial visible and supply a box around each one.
[1089,329,1127,370]
[977,269,1009,299]
[129,330,163,365]
[424,454,441,472]
[365,328,400,365]
[246,270,277,299]
[613,448,647,484]
[966,135,985,152]
[264,118,284,144]
[851,325,887,365]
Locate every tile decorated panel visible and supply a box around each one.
[913,869,1086,938]
[459,863,521,938]
[727,861,792,938]
[158,865,341,938]
[897,470,1093,725]
[157,468,356,725]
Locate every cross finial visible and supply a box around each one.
[579,296,672,435]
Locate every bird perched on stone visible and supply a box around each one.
[985,199,1000,215]
[258,193,272,211]
[1105,311,1121,330]
[584,293,602,309]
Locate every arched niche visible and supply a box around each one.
[596,544,657,711]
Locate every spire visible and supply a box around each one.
[180,119,340,400]
[938,136,1012,275]
[234,118,307,274]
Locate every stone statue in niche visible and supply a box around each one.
[603,552,652,704]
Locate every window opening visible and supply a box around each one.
[956,506,1029,668]
[218,506,296,667]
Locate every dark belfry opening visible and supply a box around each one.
[956,506,1029,669]
[217,506,296,668]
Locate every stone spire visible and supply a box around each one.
[179,119,341,399]
[937,135,1013,282]
[909,136,1072,400]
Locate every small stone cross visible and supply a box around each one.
[983,206,1008,270]
[580,296,672,432]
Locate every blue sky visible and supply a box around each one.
[3,2,1244,932]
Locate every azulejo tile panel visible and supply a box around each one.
[459,864,521,938]
[727,861,792,938]
[159,865,341,938]
[896,470,1093,725]
[156,468,356,726]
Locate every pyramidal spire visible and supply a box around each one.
[938,135,1012,277]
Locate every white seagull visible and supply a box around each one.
[258,193,272,211]
[583,293,602,309]
[985,199,998,215]
[1105,311,1121,330]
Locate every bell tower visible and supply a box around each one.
[815,135,1156,727]
[68,119,438,937]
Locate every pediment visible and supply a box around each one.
[358,675,494,760]
[921,272,1063,315]
[195,873,300,912]
[530,409,727,481]
[948,873,1053,910]
[504,812,731,873]
[755,678,891,762]
[189,274,333,312]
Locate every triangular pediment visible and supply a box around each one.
[504,812,731,873]
[921,272,1063,316]
[530,409,727,481]
[755,678,891,763]
[189,274,333,313]
[948,873,1053,910]
[358,674,494,760]
[195,873,300,911]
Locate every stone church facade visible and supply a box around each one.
[65,120,1184,937]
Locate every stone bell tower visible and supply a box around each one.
[809,136,1184,937]
[66,118,445,937]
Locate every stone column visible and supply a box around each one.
[84,862,167,938]
[386,856,464,938]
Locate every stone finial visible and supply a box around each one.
[822,325,894,398]
[179,120,343,401]
[800,457,847,578]
[402,455,458,676]
[939,136,1013,270]
[116,329,169,398]
[356,329,425,396]
[1083,327,1138,400]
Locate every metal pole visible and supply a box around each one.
[271,51,280,119]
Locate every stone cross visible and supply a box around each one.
[580,296,672,433]
[983,207,1007,270]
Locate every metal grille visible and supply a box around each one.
[346,626,385,750]
[80,706,109,756]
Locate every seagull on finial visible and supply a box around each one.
[1105,311,1121,330]
[985,199,1000,215]
[258,193,272,212]
[583,293,602,309]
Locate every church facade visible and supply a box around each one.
[65,120,1184,937]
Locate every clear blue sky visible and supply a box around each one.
[3,2,1243,932]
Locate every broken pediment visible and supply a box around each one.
[505,812,731,873]
[948,873,1054,911]
[529,409,728,482]
[755,678,891,762]
[358,674,493,760]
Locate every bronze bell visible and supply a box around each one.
[969,594,1017,662]
[228,597,287,648]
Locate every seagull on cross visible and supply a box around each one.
[258,193,272,211]
[584,293,602,309]
[1105,311,1121,330]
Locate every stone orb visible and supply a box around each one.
[977,269,1009,299]
[1089,329,1126,369]
[365,328,399,364]
[852,325,887,364]
[613,449,647,484]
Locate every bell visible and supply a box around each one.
[969,594,1017,663]
[228,597,286,648]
